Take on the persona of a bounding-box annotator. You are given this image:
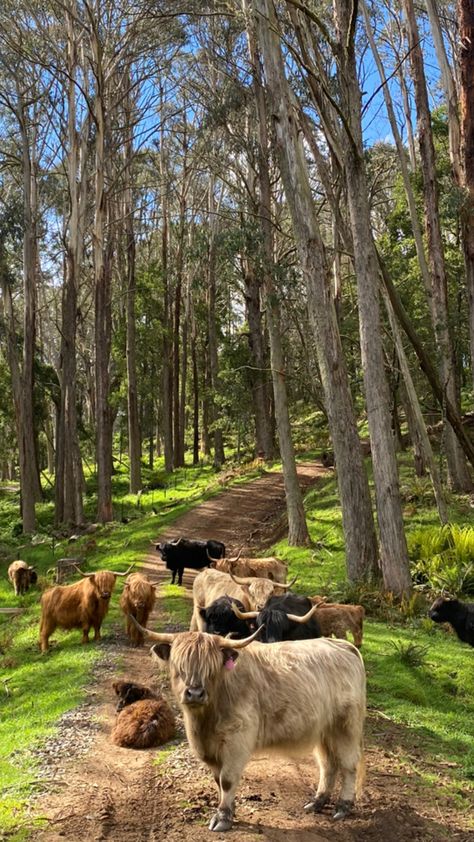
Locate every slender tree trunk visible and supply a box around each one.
[332,0,411,594]
[242,246,274,459]
[403,0,472,491]
[179,274,190,465]
[173,195,186,468]
[160,87,173,472]
[92,48,113,522]
[123,88,141,493]
[191,312,200,465]
[458,0,474,394]
[207,178,225,468]
[383,286,448,524]
[55,12,86,526]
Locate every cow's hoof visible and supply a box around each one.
[304,794,329,813]
[209,809,233,831]
[333,800,353,820]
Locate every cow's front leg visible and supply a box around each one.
[178,569,183,586]
[81,625,90,644]
[209,755,247,832]
[93,623,102,642]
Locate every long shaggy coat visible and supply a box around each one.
[111,698,176,748]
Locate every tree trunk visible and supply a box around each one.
[458,0,474,394]
[242,247,274,459]
[191,313,200,465]
[92,51,113,522]
[123,88,141,493]
[160,88,173,472]
[207,178,225,468]
[333,0,411,594]
[382,286,448,524]
[403,0,472,492]
[55,12,86,526]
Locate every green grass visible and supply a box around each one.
[0,454,266,837]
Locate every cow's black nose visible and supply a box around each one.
[184,686,205,703]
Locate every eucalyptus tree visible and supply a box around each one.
[0,8,50,531]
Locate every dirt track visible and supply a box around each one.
[32,464,473,842]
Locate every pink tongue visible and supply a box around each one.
[224,658,235,670]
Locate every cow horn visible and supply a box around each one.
[231,602,258,620]
[272,575,298,590]
[73,564,94,578]
[170,537,182,546]
[285,604,320,624]
[110,562,136,577]
[229,571,253,586]
[227,546,244,564]
[128,614,175,644]
[216,624,264,649]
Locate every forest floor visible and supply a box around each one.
[30,463,473,842]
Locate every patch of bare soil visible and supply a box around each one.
[31,464,473,842]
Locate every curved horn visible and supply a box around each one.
[286,603,320,624]
[229,571,254,586]
[231,602,258,621]
[215,624,264,649]
[73,563,94,578]
[128,614,176,644]
[227,547,244,564]
[170,537,182,546]
[110,562,136,577]
[272,575,298,590]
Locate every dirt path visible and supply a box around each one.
[32,464,473,842]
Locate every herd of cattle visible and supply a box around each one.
[5,535,474,832]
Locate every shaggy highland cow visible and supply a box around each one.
[119,573,158,645]
[8,560,37,596]
[111,680,176,748]
[39,564,134,652]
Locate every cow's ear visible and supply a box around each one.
[222,648,239,669]
[150,643,171,662]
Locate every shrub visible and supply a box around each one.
[408,524,474,595]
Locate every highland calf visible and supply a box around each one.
[132,618,366,832]
[119,573,157,645]
[111,698,176,748]
[113,679,159,712]
[310,597,365,648]
[8,560,37,596]
[429,597,474,647]
[39,564,134,652]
